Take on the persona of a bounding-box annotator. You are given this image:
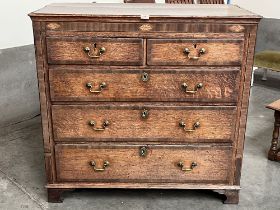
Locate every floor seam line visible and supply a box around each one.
[0,168,48,210]
[0,114,41,129]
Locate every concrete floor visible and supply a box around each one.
[0,70,280,210]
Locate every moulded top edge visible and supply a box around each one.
[29,3,262,19]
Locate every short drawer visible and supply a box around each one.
[147,39,244,66]
[55,144,232,183]
[49,68,240,103]
[52,104,237,142]
[46,37,144,65]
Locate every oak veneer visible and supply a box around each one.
[51,105,237,142]
[124,0,155,3]
[47,37,144,65]
[166,0,194,3]
[199,0,224,4]
[147,39,244,66]
[49,68,240,102]
[29,3,261,204]
[55,144,232,183]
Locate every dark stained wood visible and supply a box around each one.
[47,181,242,203]
[199,0,224,4]
[30,3,261,204]
[44,153,55,184]
[266,99,280,112]
[124,0,155,2]
[47,183,240,190]
[266,100,280,161]
[44,22,248,33]
[267,111,280,161]
[55,144,232,183]
[147,39,244,66]
[48,188,64,203]
[234,157,242,185]
[233,25,258,186]
[29,4,260,19]
[49,68,240,102]
[32,22,51,153]
[47,37,144,65]
[51,105,237,142]
[32,21,57,184]
[223,190,239,204]
[166,0,194,3]
[32,17,261,24]
[47,188,73,203]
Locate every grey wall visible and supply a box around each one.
[0,18,279,127]
[256,18,280,52]
[0,45,40,127]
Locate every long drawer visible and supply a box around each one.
[51,104,237,142]
[49,68,240,102]
[55,144,232,183]
[46,37,144,65]
[147,39,244,66]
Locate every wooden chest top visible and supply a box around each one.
[29,3,261,20]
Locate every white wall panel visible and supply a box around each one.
[0,0,277,49]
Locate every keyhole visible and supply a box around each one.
[142,72,149,82]
[93,43,97,48]
[140,147,147,157]
[193,44,197,48]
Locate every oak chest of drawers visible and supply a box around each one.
[29,3,261,204]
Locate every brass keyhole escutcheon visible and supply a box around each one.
[139,146,148,157]
[141,109,149,119]
[141,72,149,82]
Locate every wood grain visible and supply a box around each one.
[223,190,239,204]
[51,105,237,142]
[166,0,194,3]
[49,68,240,102]
[45,22,248,34]
[233,25,258,185]
[147,39,244,66]
[47,37,144,65]
[29,4,261,19]
[55,144,232,183]
[47,32,245,40]
[29,3,261,204]
[266,99,280,112]
[267,111,280,161]
[47,183,240,189]
[199,0,224,4]
[32,21,57,184]
[124,0,155,2]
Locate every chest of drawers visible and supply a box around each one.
[29,3,261,204]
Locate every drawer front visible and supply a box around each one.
[147,39,244,66]
[55,144,232,183]
[46,22,246,34]
[52,105,236,142]
[49,68,240,103]
[46,37,144,65]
